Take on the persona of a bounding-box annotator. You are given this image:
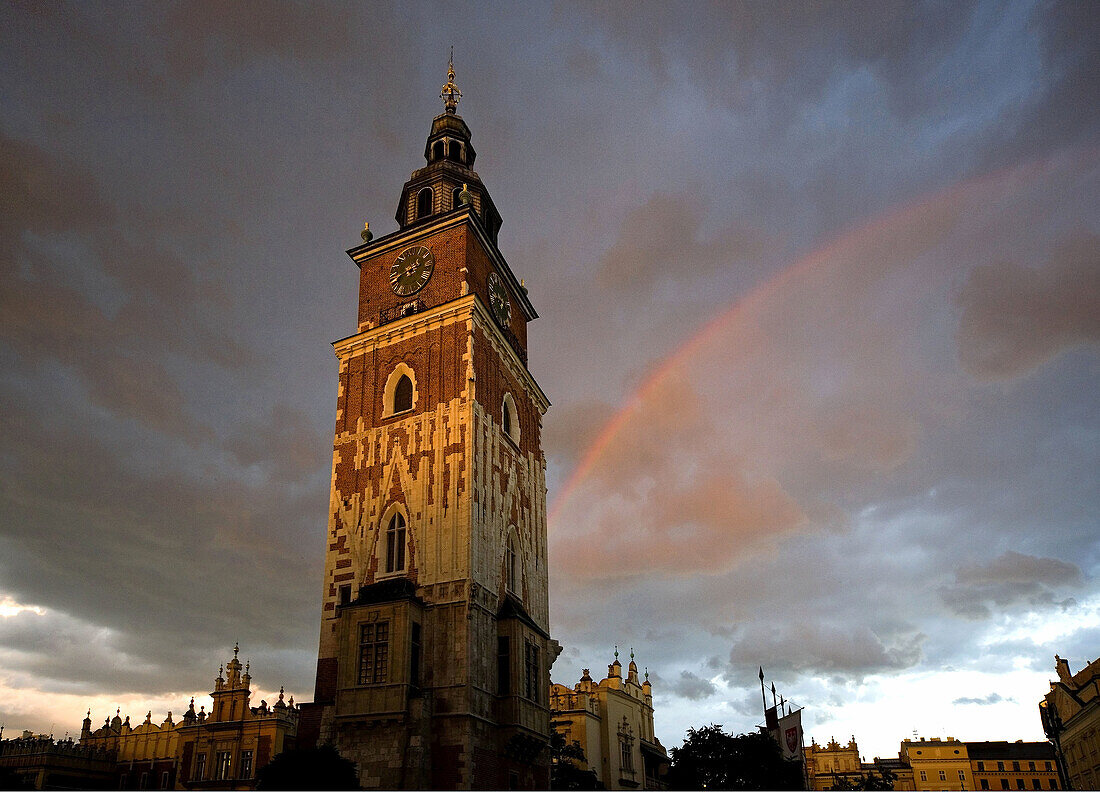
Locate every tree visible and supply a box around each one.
[254,744,359,790]
[0,767,34,791]
[829,766,897,790]
[666,724,803,790]
[550,724,603,790]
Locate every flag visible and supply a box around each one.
[764,705,779,730]
[777,709,803,761]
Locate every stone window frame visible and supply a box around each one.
[358,619,390,685]
[379,504,409,576]
[382,363,418,418]
[505,529,519,594]
[501,392,520,446]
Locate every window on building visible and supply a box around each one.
[998,762,1006,771]
[940,770,947,781]
[385,513,406,573]
[453,186,463,209]
[502,393,520,444]
[139,772,148,789]
[920,770,927,781]
[1032,780,1041,790]
[506,533,518,593]
[119,773,127,789]
[524,640,539,702]
[195,754,206,781]
[1016,780,1025,790]
[214,751,231,780]
[416,188,433,219]
[339,584,352,606]
[978,762,986,771]
[447,140,462,163]
[1044,762,1052,771]
[981,781,990,790]
[1029,762,1036,771]
[160,771,170,790]
[620,739,634,772]
[358,621,390,684]
[1047,780,1056,789]
[1001,780,1010,790]
[410,622,422,689]
[497,636,511,695]
[960,770,967,780]
[240,749,253,778]
[394,375,413,413]
[432,140,445,161]
[1013,761,1021,771]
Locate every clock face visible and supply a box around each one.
[487,272,511,325]
[389,245,435,296]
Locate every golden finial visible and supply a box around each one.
[361,221,373,243]
[441,46,461,113]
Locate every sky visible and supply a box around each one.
[1,0,1097,763]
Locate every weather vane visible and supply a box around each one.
[441,46,461,113]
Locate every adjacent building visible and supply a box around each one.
[805,736,917,790]
[902,736,972,791]
[1041,654,1100,790]
[967,741,1059,791]
[550,651,669,790]
[308,59,555,789]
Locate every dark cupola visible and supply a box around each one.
[394,53,503,244]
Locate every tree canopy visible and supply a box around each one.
[666,724,803,790]
[254,744,359,790]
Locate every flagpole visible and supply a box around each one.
[759,667,767,719]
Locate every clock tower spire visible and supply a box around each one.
[310,61,554,790]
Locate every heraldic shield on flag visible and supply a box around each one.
[777,709,803,761]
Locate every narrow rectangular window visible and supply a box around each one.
[1014,762,1021,771]
[960,770,967,780]
[410,622,422,688]
[239,749,253,778]
[940,770,947,781]
[160,771,169,789]
[497,636,511,695]
[139,772,148,789]
[920,770,927,781]
[195,754,206,781]
[1044,762,1052,771]
[214,751,231,780]
[978,762,985,771]
[118,773,127,790]
[1001,780,1010,790]
[981,781,990,790]
[1032,780,1041,790]
[358,621,390,684]
[1048,780,1056,789]
[998,762,1006,771]
[1016,780,1025,790]
[524,641,539,702]
[339,584,352,605]
[621,740,634,772]
[1029,762,1036,771]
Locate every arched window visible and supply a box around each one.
[502,393,520,445]
[383,363,417,417]
[431,140,445,161]
[416,187,433,219]
[452,186,463,209]
[447,140,462,163]
[393,375,413,413]
[385,512,406,573]
[506,532,519,593]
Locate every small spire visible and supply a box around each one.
[361,221,373,243]
[645,667,649,681]
[441,47,462,113]
[614,646,619,660]
[630,648,634,661]
[233,642,239,658]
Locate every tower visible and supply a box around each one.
[312,59,554,789]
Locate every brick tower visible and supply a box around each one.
[311,59,554,789]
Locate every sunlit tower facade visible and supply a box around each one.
[310,60,554,789]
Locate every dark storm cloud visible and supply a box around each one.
[667,670,718,701]
[939,552,1083,620]
[955,232,1100,379]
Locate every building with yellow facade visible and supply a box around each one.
[1041,654,1100,790]
[967,741,1059,791]
[804,736,916,790]
[76,645,299,790]
[550,650,668,790]
[902,737,972,791]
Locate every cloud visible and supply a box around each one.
[668,670,718,701]
[727,622,926,681]
[952,692,1011,706]
[955,232,1100,379]
[939,551,1083,620]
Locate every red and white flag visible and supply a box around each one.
[777,709,803,761]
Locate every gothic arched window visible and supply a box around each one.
[452,186,463,209]
[416,187,433,219]
[393,375,413,413]
[447,140,462,163]
[506,532,519,593]
[385,512,406,573]
[502,393,520,445]
[432,140,445,161]
[383,364,417,417]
